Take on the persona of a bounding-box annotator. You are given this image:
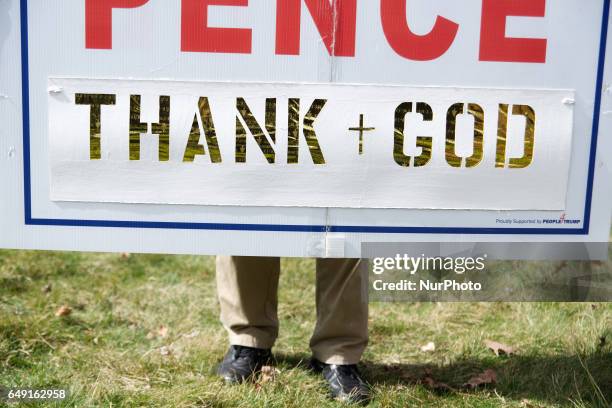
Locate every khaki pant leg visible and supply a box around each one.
[216,256,280,349]
[310,258,369,365]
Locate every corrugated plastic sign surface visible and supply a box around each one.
[0,0,611,257]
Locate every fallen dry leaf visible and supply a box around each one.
[420,341,436,352]
[420,376,454,393]
[463,369,497,389]
[520,398,541,408]
[55,305,72,317]
[147,325,169,339]
[484,339,516,356]
[159,346,171,356]
[418,368,454,393]
[260,366,280,383]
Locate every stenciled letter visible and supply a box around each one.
[495,104,536,168]
[393,102,433,167]
[445,103,484,168]
[75,93,117,159]
[183,97,222,163]
[235,98,276,163]
[287,98,327,164]
[129,95,170,161]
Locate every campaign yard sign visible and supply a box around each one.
[0,0,611,257]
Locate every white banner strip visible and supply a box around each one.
[49,78,574,210]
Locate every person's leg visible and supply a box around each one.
[216,255,281,347]
[310,258,368,364]
[310,258,370,404]
[216,256,280,382]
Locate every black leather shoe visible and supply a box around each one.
[310,358,371,405]
[217,345,272,383]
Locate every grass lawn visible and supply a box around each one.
[1,250,611,407]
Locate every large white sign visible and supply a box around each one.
[0,0,611,257]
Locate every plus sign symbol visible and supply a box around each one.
[348,114,376,155]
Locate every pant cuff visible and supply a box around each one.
[228,333,275,350]
[312,351,362,365]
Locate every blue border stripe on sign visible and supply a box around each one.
[20,0,610,234]
[582,0,611,234]
[20,0,31,224]
[26,217,327,232]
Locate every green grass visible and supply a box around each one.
[1,251,611,407]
